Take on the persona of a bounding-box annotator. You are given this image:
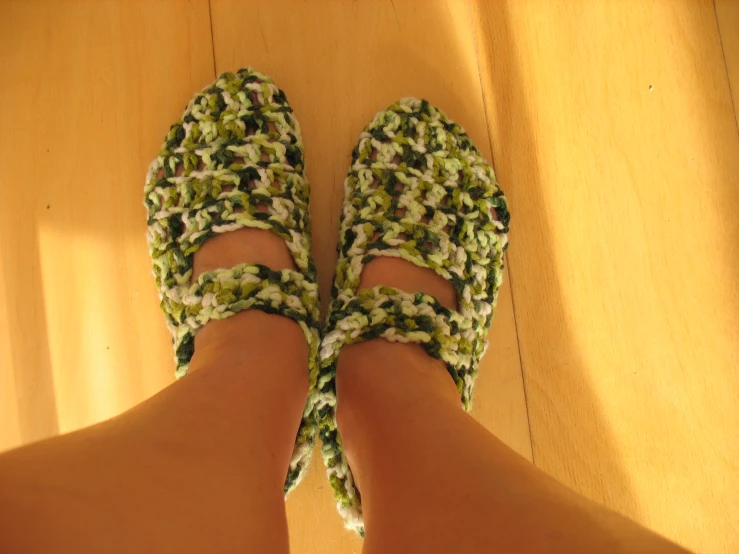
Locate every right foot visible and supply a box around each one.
[316,97,510,534]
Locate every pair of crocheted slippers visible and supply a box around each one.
[144,68,509,536]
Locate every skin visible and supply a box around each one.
[0,231,691,554]
[340,257,691,554]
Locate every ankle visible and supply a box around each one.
[179,312,309,471]
[190,310,309,410]
[335,339,461,470]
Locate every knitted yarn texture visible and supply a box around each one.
[144,68,320,494]
[315,98,510,534]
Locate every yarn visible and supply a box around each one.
[314,98,510,534]
[144,68,320,495]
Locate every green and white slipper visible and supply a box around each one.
[144,68,320,494]
[315,98,510,534]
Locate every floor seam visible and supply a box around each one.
[208,0,218,77]
[714,0,739,137]
[466,0,536,464]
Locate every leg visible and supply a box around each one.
[0,229,305,554]
[336,258,691,554]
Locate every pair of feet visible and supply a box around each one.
[144,68,509,534]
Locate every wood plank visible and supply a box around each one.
[471,1,739,552]
[716,0,739,131]
[0,0,215,450]
[210,0,531,550]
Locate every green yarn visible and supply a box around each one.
[314,98,510,535]
[144,68,320,495]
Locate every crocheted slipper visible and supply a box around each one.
[315,98,510,534]
[144,68,320,494]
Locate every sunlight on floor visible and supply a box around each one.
[1,1,737,552]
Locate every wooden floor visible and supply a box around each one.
[1,1,737,552]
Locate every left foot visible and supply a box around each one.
[144,68,321,493]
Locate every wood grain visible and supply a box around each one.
[0,0,215,448]
[4,0,736,552]
[209,0,531,551]
[716,0,739,131]
[471,1,739,552]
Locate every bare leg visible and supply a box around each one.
[337,257,690,554]
[0,229,306,554]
